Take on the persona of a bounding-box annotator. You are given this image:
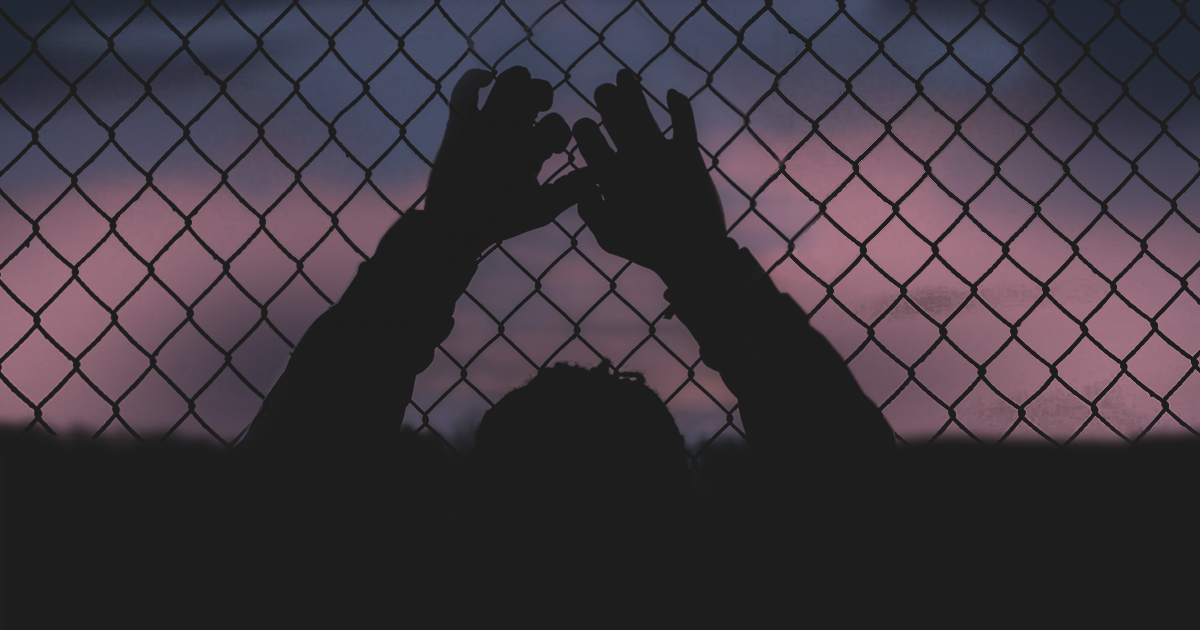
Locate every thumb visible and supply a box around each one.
[496,169,598,241]
[444,68,494,148]
[535,168,597,217]
[578,192,628,258]
[576,185,611,231]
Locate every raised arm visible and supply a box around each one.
[572,70,894,473]
[233,67,586,454]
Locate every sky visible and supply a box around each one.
[1,0,1198,451]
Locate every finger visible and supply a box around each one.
[445,68,494,141]
[502,170,597,239]
[577,190,620,254]
[667,89,697,147]
[533,113,571,158]
[486,71,553,128]
[572,117,615,174]
[593,82,638,153]
[538,168,597,216]
[529,79,553,113]
[616,68,663,145]
[576,187,610,230]
[450,68,494,118]
[482,66,530,125]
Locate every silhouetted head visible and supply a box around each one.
[469,361,691,517]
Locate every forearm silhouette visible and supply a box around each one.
[234,67,586,452]
[573,69,895,470]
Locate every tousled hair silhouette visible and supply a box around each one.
[469,360,691,514]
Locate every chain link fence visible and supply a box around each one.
[1,0,1198,459]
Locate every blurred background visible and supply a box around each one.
[0,0,1197,454]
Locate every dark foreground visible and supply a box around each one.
[3,429,1197,627]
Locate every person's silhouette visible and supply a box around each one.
[233,65,893,514]
[11,65,1198,630]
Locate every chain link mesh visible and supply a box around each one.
[1,0,1198,458]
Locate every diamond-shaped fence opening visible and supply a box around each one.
[1,0,1198,460]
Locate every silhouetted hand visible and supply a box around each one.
[425,66,586,251]
[572,69,727,282]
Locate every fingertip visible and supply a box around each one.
[461,67,494,87]
[577,194,611,230]
[536,112,571,153]
[530,79,554,112]
[540,111,567,127]
[594,83,617,110]
[617,68,639,87]
[576,192,600,220]
[573,117,599,135]
[572,118,612,154]
[667,89,697,143]
[498,66,531,82]
[450,68,495,117]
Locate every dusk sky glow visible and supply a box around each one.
[1,0,1198,450]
